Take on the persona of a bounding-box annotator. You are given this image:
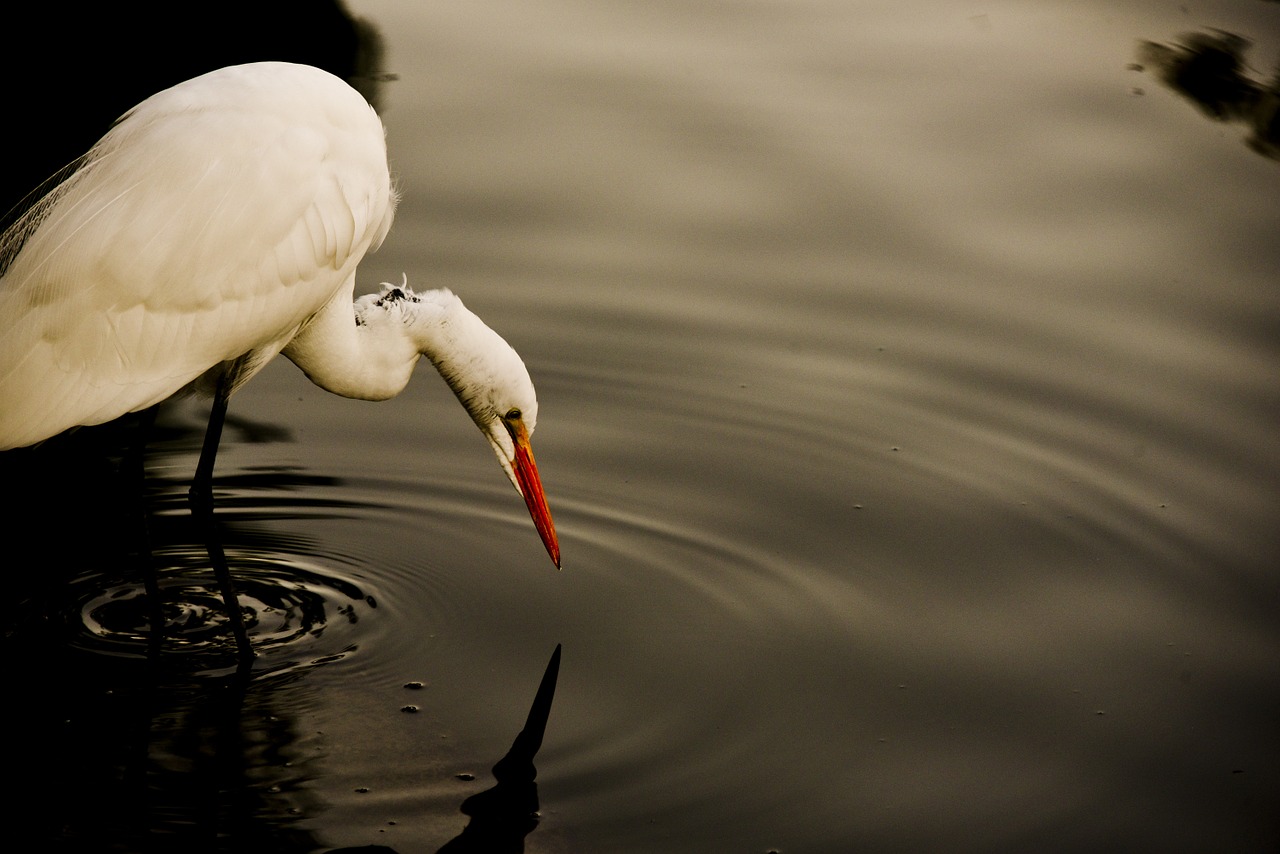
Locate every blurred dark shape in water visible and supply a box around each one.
[1,611,330,850]
[1137,29,1280,161]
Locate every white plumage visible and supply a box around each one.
[0,61,559,567]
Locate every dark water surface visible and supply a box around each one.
[3,1,1278,852]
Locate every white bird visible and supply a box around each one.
[0,61,559,568]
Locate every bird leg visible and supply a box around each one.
[187,373,254,663]
[190,376,231,504]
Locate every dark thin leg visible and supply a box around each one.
[191,378,230,504]
[187,374,254,663]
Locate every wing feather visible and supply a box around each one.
[0,62,394,449]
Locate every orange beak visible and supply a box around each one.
[510,421,560,569]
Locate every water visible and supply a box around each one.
[2,1,1278,851]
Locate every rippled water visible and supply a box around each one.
[3,1,1278,852]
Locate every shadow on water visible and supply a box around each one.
[1135,24,1280,161]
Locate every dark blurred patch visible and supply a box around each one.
[1,0,387,223]
[1136,29,1280,161]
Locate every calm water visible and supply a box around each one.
[3,1,1278,852]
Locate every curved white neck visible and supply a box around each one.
[282,283,493,403]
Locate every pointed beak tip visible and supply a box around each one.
[539,521,561,570]
[509,426,560,571]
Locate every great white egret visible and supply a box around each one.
[0,61,560,569]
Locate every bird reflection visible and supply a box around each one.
[1,598,331,849]
[1136,28,1280,161]
[326,645,564,854]
[436,644,563,853]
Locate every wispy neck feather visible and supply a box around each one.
[282,282,529,428]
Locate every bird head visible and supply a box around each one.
[422,294,560,569]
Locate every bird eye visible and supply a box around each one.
[505,408,522,421]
